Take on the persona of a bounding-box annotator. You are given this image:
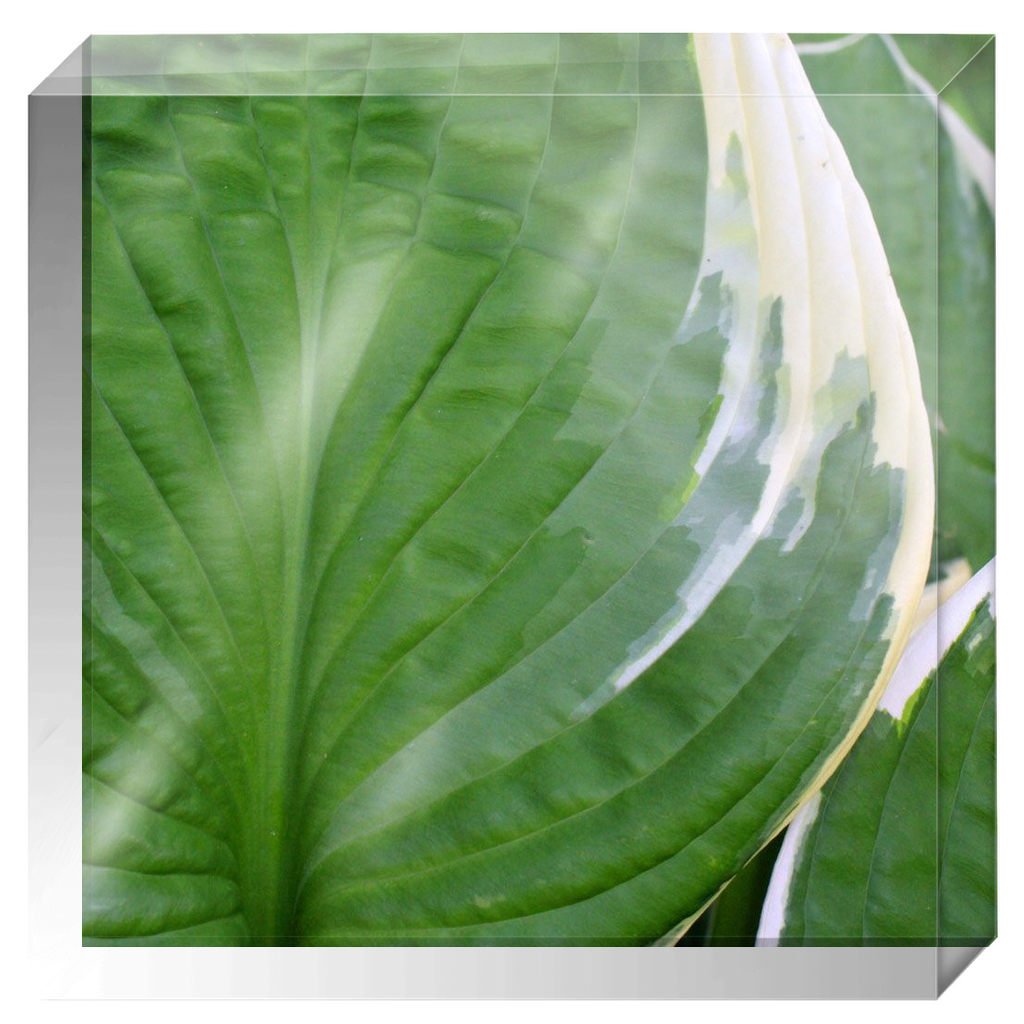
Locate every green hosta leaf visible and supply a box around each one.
[796,34,995,571]
[757,560,996,946]
[84,33,933,946]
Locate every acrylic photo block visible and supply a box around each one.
[29,32,994,996]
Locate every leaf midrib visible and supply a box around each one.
[246,40,479,940]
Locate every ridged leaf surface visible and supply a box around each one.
[84,33,933,945]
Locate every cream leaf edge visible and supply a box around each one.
[658,31,935,944]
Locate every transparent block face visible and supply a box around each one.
[51,33,994,962]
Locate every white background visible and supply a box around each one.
[3,2,1019,1021]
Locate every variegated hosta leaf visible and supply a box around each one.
[796,33,995,571]
[84,32,932,946]
[757,560,995,946]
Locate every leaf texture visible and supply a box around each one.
[84,33,933,945]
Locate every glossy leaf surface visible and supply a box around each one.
[84,33,933,945]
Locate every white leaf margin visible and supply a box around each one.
[654,31,936,944]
